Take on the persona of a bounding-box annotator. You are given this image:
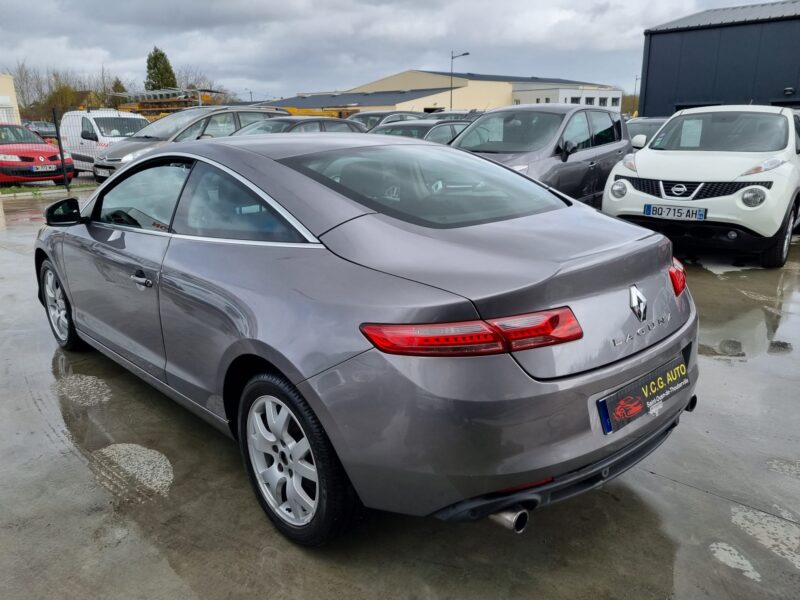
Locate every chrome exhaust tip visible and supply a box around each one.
[489,506,529,534]
[686,395,698,412]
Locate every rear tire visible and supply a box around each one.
[760,207,795,268]
[39,259,87,350]
[238,374,359,546]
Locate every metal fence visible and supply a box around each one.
[1,105,151,192]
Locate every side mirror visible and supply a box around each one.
[631,134,647,149]
[45,198,84,226]
[198,134,214,140]
[560,140,577,162]
[81,130,98,141]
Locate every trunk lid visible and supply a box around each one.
[321,204,692,379]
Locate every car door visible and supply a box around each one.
[159,160,308,410]
[77,116,98,170]
[587,110,627,207]
[552,110,594,202]
[61,158,192,380]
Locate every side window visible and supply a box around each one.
[347,123,364,132]
[238,112,270,127]
[97,161,191,232]
[588,111,617,146]
[425,124,456,144]
[297,121,321,132]
[174,118,207,142]
[323,121,352,132]
[795,116,800,153]
[171,162,305,243]
[383,114,403,124]
[562,112,591,151]
[203,113,236,137]
[81,117,94,136]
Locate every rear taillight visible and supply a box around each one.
[487,307,583,351]
[669,258,686,296]
[360,307,583,357]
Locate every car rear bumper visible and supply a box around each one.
[298,298,699,517]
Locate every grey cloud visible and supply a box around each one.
[1,0,743,99]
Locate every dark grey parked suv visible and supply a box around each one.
[453,104,631,207]
[36,134,698,545]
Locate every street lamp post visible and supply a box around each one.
[632,76,640,116]
[450,50,470,110]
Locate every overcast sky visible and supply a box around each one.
[1,0,748,101]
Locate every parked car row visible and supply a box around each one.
[0,122,74,186]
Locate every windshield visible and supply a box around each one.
[650,112,789,152]
[0,124,44,144]
[626,121,665,143]
[453,111,564,153]
[280,144,566,228]
[133,108,212,140]
[95,117,149,137]
[232,120,293,135]
[348,113,383,130]
[371,125,429,139]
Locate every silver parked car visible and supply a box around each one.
[36,134,699,545]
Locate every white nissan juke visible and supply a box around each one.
[602,105,800,268]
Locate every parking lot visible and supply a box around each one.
[0,194,798,599]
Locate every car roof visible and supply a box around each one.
[170,133,428,160]
[352,110,421,116]
[679,104,786,116]
[373,119,443,127]
[627,117,668,122]
[62,110,146,117]
[269,116,350,122]
[486,103,590,115]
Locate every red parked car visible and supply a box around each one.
[0,123,74,185]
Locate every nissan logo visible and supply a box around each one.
[670,184,687,196]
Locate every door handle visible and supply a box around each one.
[588,162,597,168]
[130,270,153,288]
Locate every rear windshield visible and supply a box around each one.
[95,117,149,137]
[453,111,564,153]
[626,120,665,142]
[280,144,566,228]
[650,112,789,152]
[133,108,212,140]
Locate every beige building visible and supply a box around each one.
[272,70,622,114]
[0,74,21,124]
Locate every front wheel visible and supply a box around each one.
[760,207,796,268]
[238,374,359,546]
[39,259,86,350]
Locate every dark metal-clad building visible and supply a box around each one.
[639,0,800,116]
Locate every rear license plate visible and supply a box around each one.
[644,204,706,221]
[32,165,57,172]
[597,356,690,434]
[95,168,110,177]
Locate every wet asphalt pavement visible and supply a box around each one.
[1,194,799,600]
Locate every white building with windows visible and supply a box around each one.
[511,82,622,110]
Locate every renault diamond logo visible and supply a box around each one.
[38,156,45,162]
[670,183,687,196]
[629,285,648,322]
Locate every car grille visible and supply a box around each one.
[615,176,773,200]
[18,156,35,163]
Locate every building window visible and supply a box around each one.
[611,97,620,107]
[585,97,595,106]
[513,99,521,105]
[545,98,550,103]
[599,97,607,107]
[536,98,540,103]
[570,97,580,104]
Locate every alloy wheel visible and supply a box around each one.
[247,395,318,526]
[44,269,69,341]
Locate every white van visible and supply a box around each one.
[59,109,150,172]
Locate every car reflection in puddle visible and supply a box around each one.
[683,251,799,361]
